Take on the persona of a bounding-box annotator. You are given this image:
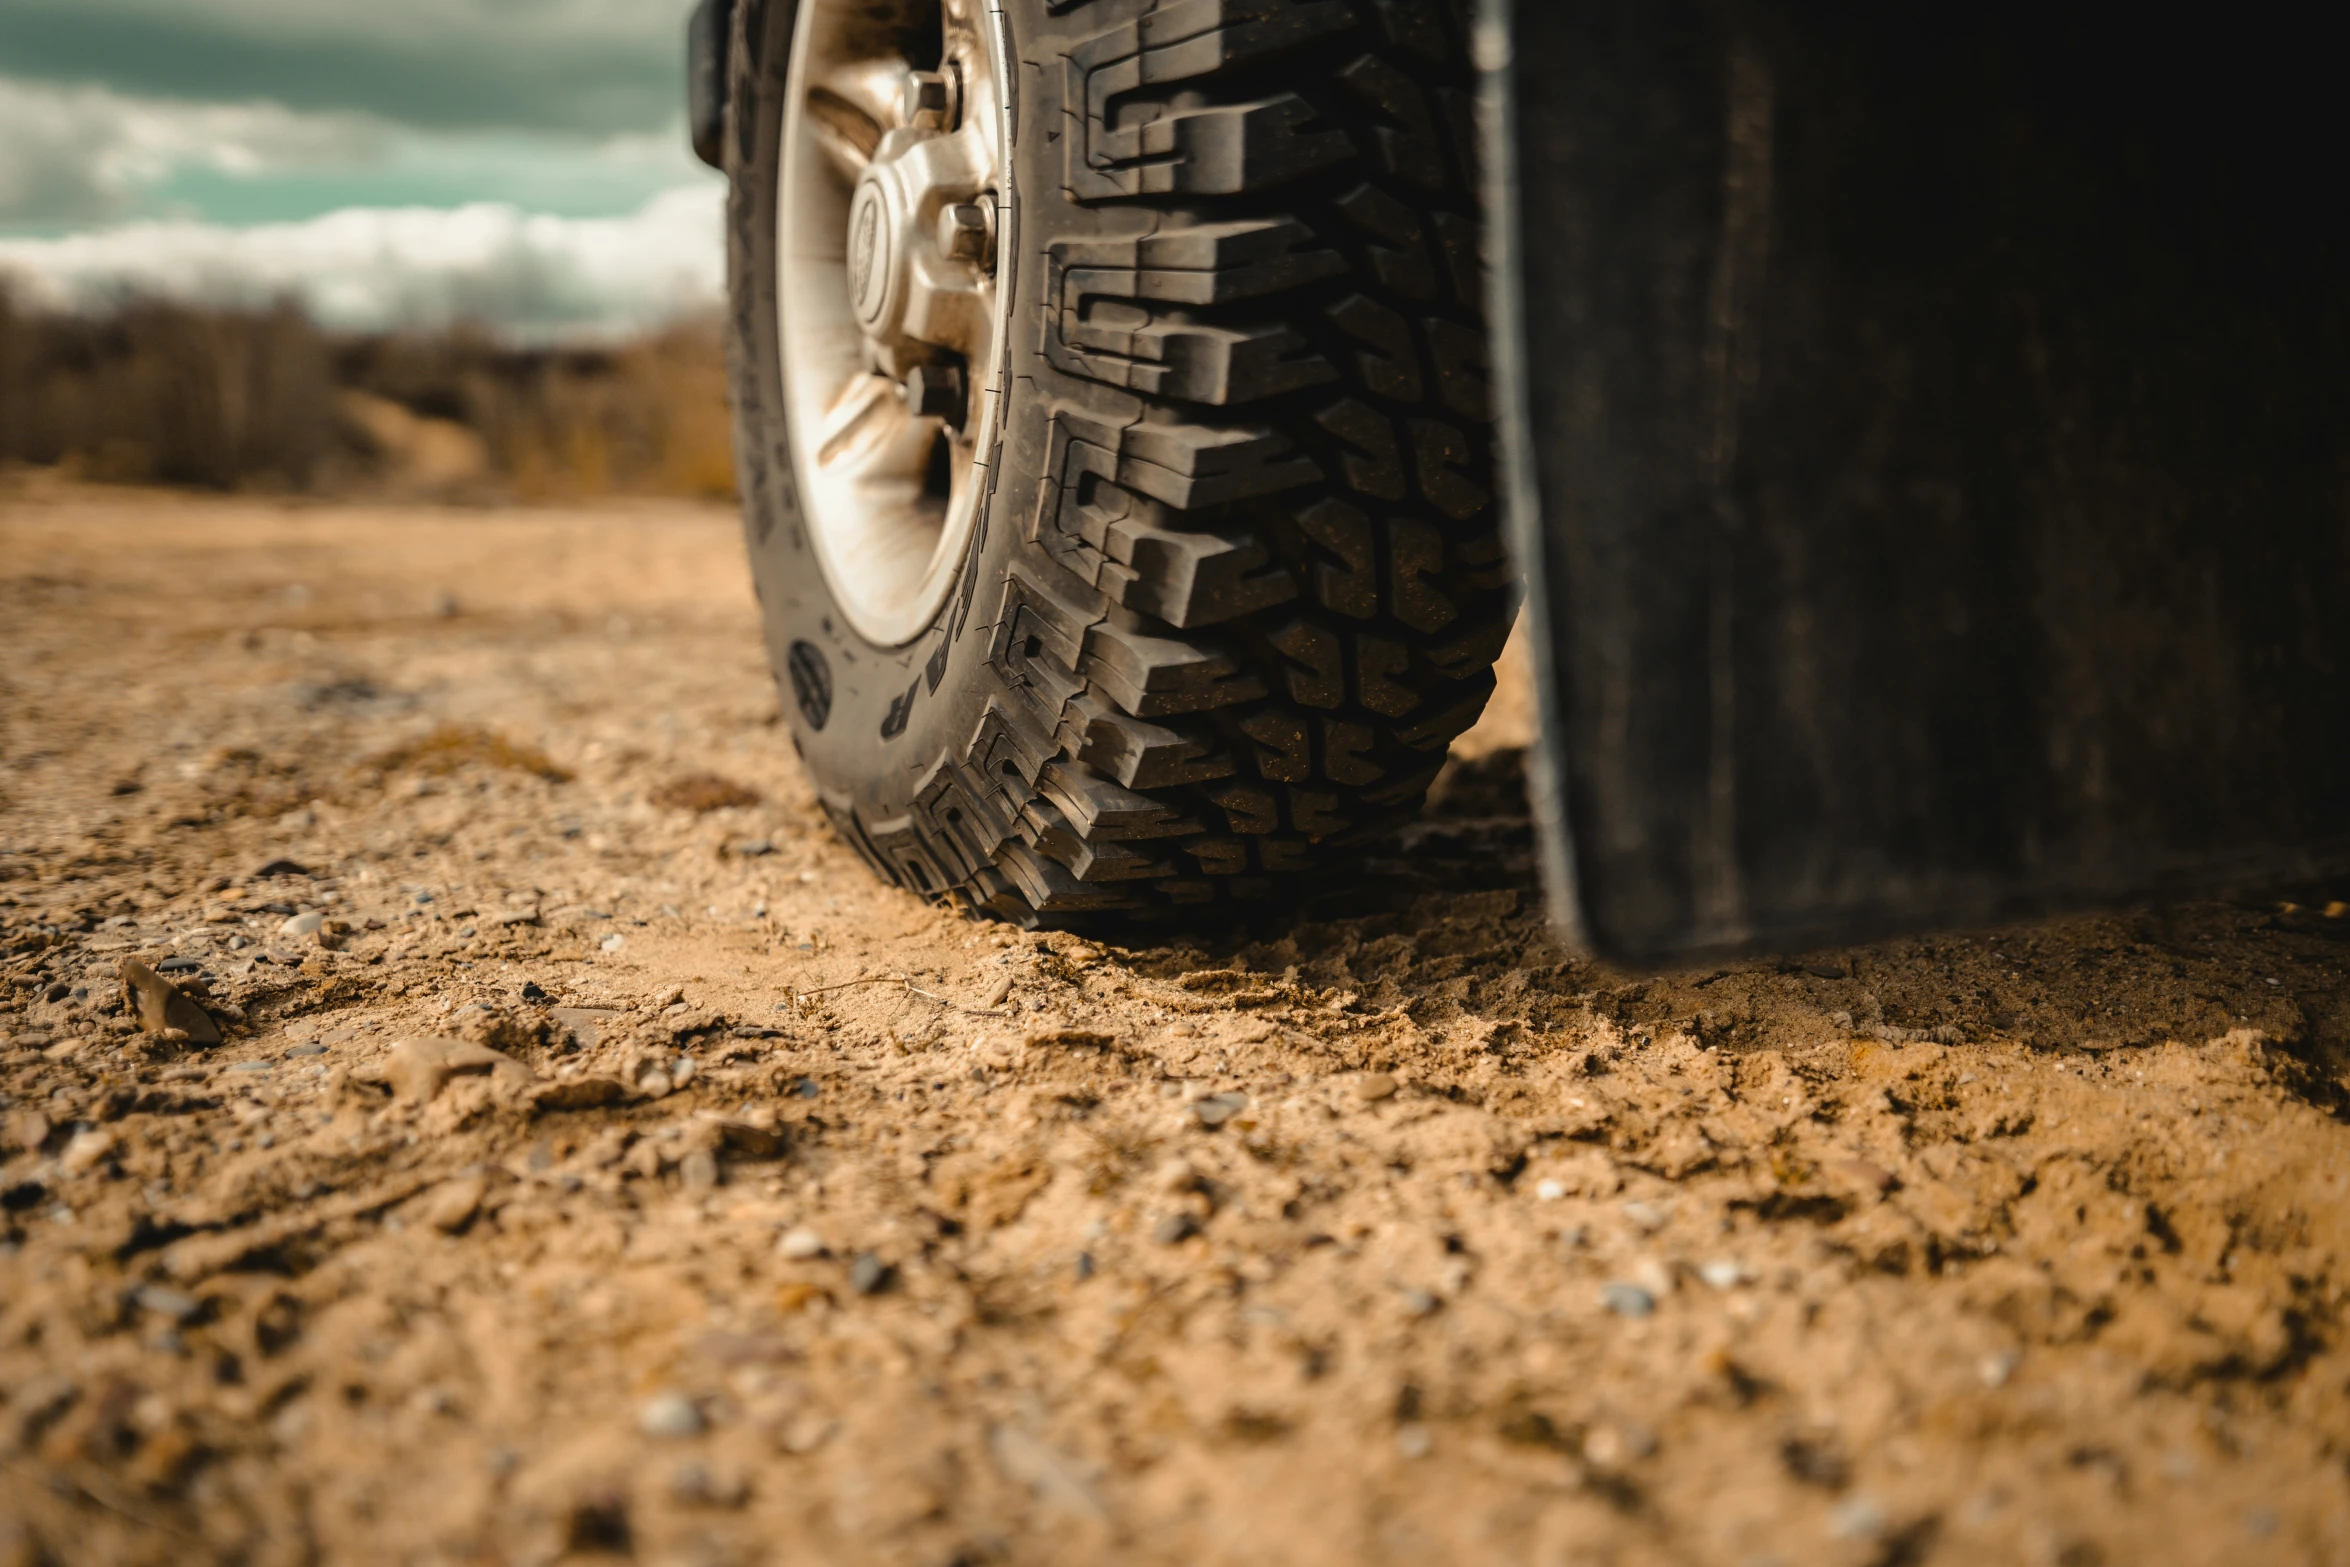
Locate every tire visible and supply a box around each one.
[724,0,1506,925]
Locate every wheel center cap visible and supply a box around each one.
[847,177,894,329]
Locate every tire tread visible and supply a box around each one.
[774,0,1503,923]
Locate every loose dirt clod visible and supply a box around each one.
[117,956,222,1045]
[372,1036,534,1102]
[422,1174,487,1232]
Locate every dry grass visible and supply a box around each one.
[0,286,734,501]
[367,724,574,783]
[648,772,763,812]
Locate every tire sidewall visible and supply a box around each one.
[725,0,1032,891]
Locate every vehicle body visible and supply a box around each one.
[695,0,2350,961]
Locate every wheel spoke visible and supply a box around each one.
[805,58,905,181]
[776,1,1006,645]
[804,93,881,181]
[814,372,908,473]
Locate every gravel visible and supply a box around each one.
[637,1392,704,1439]
[1188,1091,1248,1128]
[135,1284,202,1321]
[1151,1213,1201,1245]
[1602,1283,1656,1318]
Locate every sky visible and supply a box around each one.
[0,0,723,337]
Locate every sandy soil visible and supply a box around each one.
[5,486,2350,1567]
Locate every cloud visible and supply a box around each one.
[0,78,386,228]
[0,185,724,339]
[0,0,690,137]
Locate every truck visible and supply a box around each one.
[689,0,2350,961]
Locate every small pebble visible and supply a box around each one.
[278,911,325,940]
[1152,1213,1200,1245]
[1602,1283,1655,1318]
[669,1459,748,1507]
[519,981,551,1004]
[678,1151,719,1192]
[60,1129,114,1175]
[1398,1288,1440,1319]
[848,1253,892,1295]
[637,1392,704,1439]
[134,1284,201,1322]
[1188,1091,1248,1128]
[425,1176,487,1233]
[1583,1421,1657,1465]
[1534,1179,1567,1202]
[600,933,626,954]
[11,1112,51,1154]
[1828,1496,1888,1541]
[1350,1071,1397,1103]
[1395,1424,1433,1458]
[286,1042,328,1058]
[778,1228,825,1259]
[229,1061,272,1074]
[1696,1259,1748,1291]
[1622,1198,1673,1232]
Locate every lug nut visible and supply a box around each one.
[938,202,993,268]
[903,361,966,424]
[902,69,952,129]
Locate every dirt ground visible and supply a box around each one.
[5,484,2350,1567]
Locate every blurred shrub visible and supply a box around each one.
[0,284,735,501]
[0,288,333,488]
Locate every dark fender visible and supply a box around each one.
[1484,0,2350,960]
[687,0,733,170]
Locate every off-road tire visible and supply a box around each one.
[724,0,1505,924]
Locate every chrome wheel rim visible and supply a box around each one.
[777,0,1009,647]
